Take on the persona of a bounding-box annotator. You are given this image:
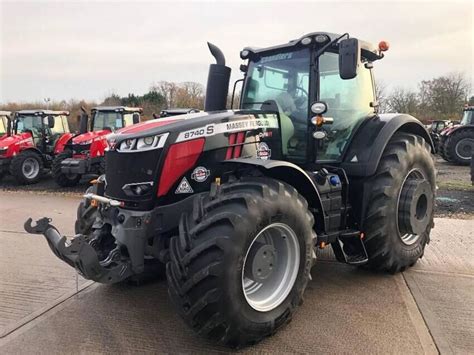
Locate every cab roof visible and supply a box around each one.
[92,106,142,113]
[16,109,69,116]
[242,31,381,62]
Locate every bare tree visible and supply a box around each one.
[374,80,388,113]
[387,87,419,114]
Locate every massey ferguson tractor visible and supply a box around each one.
[25,32,436,348]
[0,111,11,137]
[438,105,474,165]
[0,110,72,184]
[52,106,142,187]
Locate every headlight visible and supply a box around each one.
[117,133,169,153]
[80,139,93,145]
[0,147,7,155]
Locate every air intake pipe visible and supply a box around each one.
[204,42,231,112]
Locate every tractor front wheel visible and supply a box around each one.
[10,150,43,184]
[363,133,435,273]
[52,151,81,187]
[167,177,315,347]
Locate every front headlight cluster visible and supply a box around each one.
[79,139,93,145]
[117,133,168,153]
[0,147,8,155]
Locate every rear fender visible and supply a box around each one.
[342,113,434,177]
[222,158,326,232]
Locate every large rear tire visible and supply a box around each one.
[167,177,315,348]
[52,151,82,187]
[10,150,43,185]
[445,129,474,165]
[363,133,435,273]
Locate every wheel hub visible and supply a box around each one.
[242,223,300,312]
[245,242,277,282]
[398,178,433,240]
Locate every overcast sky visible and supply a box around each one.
[0,0,472,103]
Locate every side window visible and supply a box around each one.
[51,115,67,134]
[318,52,375,161]
[123,113,134,127]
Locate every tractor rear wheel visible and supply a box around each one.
[167,177,315,348]
[53,151,81,187]
[363,133,435,273]
[10,150,43,184]
[445,129,474,165]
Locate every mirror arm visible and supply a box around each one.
[315,33,349,59]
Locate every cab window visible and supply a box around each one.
[317,52,375,161]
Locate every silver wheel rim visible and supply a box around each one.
[455,138,474,160]
[22,157,40,179]
[242,223,300,312]
[396,169,425,245]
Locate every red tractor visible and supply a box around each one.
[0,111,11,137]
[438,106,474,165]
[52,106,142,187]
[0,110,72,184]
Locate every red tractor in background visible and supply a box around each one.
[0,111,11,137]
[52,106,142,187]
[438,106,474,165]
[0,110,72,184]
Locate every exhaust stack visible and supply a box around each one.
[204,42,231,112]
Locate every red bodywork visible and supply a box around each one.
[0,132,72,158]
[70,130,110,159]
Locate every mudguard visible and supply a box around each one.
[223,158,326,232]
[54,133,74,154]
[342,113,434,177]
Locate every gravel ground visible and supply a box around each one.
[0,157,472,218]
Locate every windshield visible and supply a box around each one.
[92,111,124,131]
[242,47,311,160]
[15,115,43,136]
[461,110,473,125]
[0,117,6,134]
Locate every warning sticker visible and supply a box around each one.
[175,177,194,194]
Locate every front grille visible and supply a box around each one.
[70,143,91,155]
[104,149,162,202]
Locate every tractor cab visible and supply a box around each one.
[238,33,384,164]
[0,111,11,137]
[89,106,142,133]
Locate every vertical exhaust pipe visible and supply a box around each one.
[204,43,231,112]
[79,106,88,134]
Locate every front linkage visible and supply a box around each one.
[24,216,134,284]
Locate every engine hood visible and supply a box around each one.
[72,130,110,144]
[109,110,236,142]
[0,132,33,148]
[440,124,462,136]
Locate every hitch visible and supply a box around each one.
[24,217,133,284]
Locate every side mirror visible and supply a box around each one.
[132,113,140,124]
[79,112,88,134]
[339,38,360,80]
[47,116,55,129]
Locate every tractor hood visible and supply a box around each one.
[440,124,462,137]
[72,130,110,145]
[108,111,234,143]
[0,132,33,149]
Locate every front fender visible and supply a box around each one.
[54,133,74,154]
[342,114,434,177]
[223,158,326,232]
